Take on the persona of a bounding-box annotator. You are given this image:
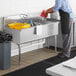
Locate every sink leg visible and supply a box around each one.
[55,35,57,52]
[17,44,21,65]
[46,37,50,48]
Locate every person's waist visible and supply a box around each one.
[59,9,68,14]
[59,9,74,19]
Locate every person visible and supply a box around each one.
[45,0,74,58]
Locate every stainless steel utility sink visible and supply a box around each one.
[4,16,59,44]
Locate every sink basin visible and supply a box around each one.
[29,17,59,25]
[5,16,59,27]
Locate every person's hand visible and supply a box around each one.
[45,10,48,17]
[40,10,48,18]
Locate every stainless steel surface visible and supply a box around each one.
[4,16,59,44]
[46,35,57,53]
[55,35,57,52]
[47,19,76,48]
[4,15,59,64]
[17,44,21,65]
[30,17,59,25]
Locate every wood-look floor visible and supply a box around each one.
[0,47,60,76]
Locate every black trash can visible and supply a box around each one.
[0,31,12,70]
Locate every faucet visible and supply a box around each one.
[19,14,28,19]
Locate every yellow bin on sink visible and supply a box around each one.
[21,24,31,29]
[8,23,31,30]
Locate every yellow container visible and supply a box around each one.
[21,24,31,29]
[8,23,24,26]
[8,23,31,30]
[23,23,28,25]
[8,24,15,29]
[14,26,22,30]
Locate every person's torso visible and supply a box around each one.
[59,0,74,18]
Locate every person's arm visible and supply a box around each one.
[46,0,62,14]
[53,0,62,12]
[46,7,54,14]
[45,7,54,16]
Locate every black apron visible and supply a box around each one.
[59,10,70,34]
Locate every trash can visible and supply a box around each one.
[0,31,12,70]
